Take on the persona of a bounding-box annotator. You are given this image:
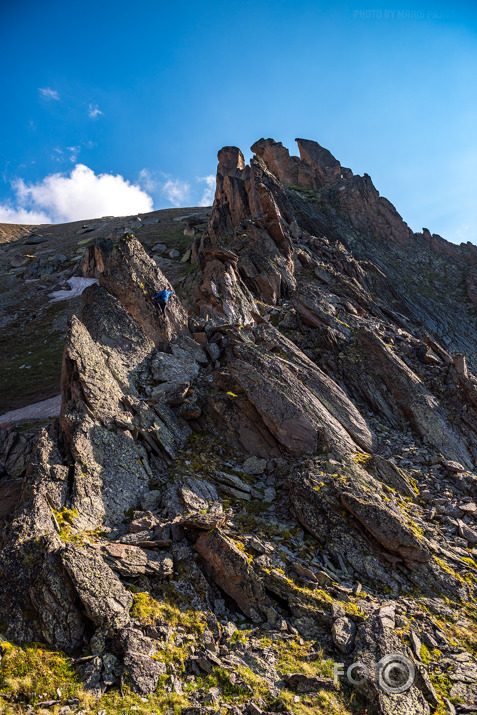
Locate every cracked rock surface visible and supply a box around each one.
[2,138,477,715]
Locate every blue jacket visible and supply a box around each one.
[153,289,173,302]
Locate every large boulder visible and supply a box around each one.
[194,529,268,619]
[61,543,132,630]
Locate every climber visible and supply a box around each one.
[152,288,174,316]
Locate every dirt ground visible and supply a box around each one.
[0,394,61,427]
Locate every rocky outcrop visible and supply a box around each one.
[194,529,268,619]
[253,324,374,451]
[371,454,417,498]
[252,138,413,249]
[82,233,189,348]
[251,138,316,189]
[194,245,260,326]
[213,324,374,457]
[251,137,353,189]
[3,137,477,715]
[61,543,133,630]
[207,377,282,459]
[353,327,475,469]
[0,429,85,650]
[0,234,198,683]
[202,146,296,313]
[295,138,353,184]
[353,605,430,715]
[324,172,415,248]
[253,138,477,370]
[340,490,430,564]
[467,265,477,306]
[99,542,173,577]
[289,459,469,601]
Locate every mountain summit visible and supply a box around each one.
[1,138,477,715]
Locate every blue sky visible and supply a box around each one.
[0,0,476,244]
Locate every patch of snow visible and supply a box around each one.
[48,277,99,302]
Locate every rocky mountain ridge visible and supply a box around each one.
[1,138,477,715]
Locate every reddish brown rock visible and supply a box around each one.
[420,227,464,260]
[252,137,353,188]
[204,145,296,309]
[181,511,228,530]
[207,385,281,459]
[208,147,254,239]
[194,529,268,619]
[253,138,415,249]
[220,325,372,456]
[250,324,374,452]
[251,138,315,188]
[296,137,353,185]
[228,346,357,457]
[325,173,414,248]
[2,134,477,715]
[192,331,207,346]
[194,246,259,326]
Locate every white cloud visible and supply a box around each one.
[0,205,51,224]
[162,179,190,207]
[67,146,80,163]
[39,87,59,100]
[138,168,157,193]
[88,104,103,119]
[52,146,80,163]
[198,175,216,206]
[8,164,153,223]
